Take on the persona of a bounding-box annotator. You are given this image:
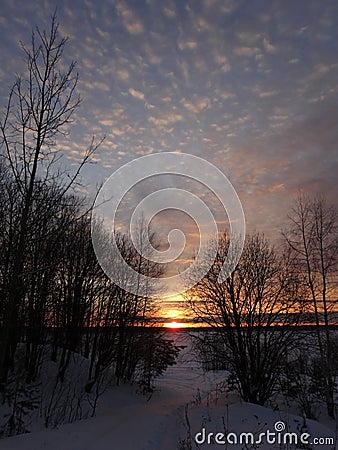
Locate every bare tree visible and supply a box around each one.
[23,184,81,383]
[186,232,304,405]
[0,13,99,387]
[282,193,338,418]
[105,222,163,385]
[0,15,180,429]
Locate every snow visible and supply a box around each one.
[1,331,336,450]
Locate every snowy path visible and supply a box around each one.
[1,332,336,450]
[1,332,223,450]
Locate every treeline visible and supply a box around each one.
[0,16,179,436]
[0,172,174,386]
[187,195,338,419]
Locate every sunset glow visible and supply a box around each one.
[0,2,337,447]
[159,294,189,323]
[162,308,184,319]
[164,321,186,329]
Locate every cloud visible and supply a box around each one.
[112,128,125,136]
[216,91,236,101]
[163,6,176,18]
[195,16,213,32]
[1,0,337,250]
[258,90,277,98]
[268,183,285,192]
[128,88,145,100]
[203,0,234,14]
[99,119,115,127]
[236,30,261,45]
[178,40,198,51]
[117,70,130,81]
[233,46,260,57]
[263,36,277,54]
[304,63,336,83]
[80,80,110,92]
[115,1,144,35]
[148,112,184,129]
[161,96,172,103]
[142,42,162,65]
[213,52,231,72]
[181,96,210,114]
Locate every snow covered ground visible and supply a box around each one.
[1,331,337,450]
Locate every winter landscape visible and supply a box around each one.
[1,1,338,449]
[1,329,337,450]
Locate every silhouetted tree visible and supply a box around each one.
[0,13,99,387]
[186,232,304,405]
[283,193,338,418]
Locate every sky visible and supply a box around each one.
[1,0,338,305]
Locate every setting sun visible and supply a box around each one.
[160,294,193,328]
[164,321,186,329]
